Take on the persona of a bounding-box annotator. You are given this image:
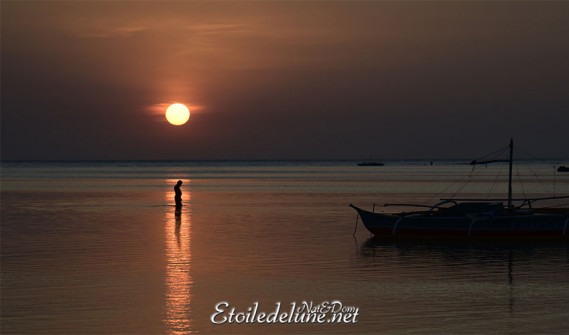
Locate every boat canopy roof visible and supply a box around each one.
[438,202,505,215]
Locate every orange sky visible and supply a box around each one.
[2,1,569,160]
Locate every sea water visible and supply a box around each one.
[1,160,568,334]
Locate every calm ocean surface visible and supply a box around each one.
[1,160,568,334]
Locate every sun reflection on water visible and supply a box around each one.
[164,180,194,334]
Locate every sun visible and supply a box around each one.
[165,103,190,126]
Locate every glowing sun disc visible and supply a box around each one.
[165,103,190,125]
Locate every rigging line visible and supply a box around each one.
[516,166,527,201]
[517,146,542,160]
[449,165,487,199]
[429,142,528,204]
[431,163,482,202]
[488,164,504,200]
[516,145,556,194]
[472,144,510,163]
[547,202,569,208]
[545,202,569,209]
[426,166,476,204]
[521,160,553,194]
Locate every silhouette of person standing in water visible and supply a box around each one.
[174,180,183,209]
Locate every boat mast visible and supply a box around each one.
[508,138,513,209]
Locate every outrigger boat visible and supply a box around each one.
[357,156,384,166]
[357,161,384,167]
[350,139,569,240]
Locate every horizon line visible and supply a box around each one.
[2,157,568,163]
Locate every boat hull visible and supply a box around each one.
[350,205,569,240]
[357,162,384,166]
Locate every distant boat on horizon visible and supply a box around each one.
[351,139,569,240]
[558,166,569,172]
[357,161,384,166]
[357,156,384,166]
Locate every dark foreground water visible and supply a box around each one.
[1,161,568,334]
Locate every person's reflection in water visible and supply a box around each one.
[164,191,192,333]
[175,207,182,221]
[174,180,183,209]
[175,208,182,247]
